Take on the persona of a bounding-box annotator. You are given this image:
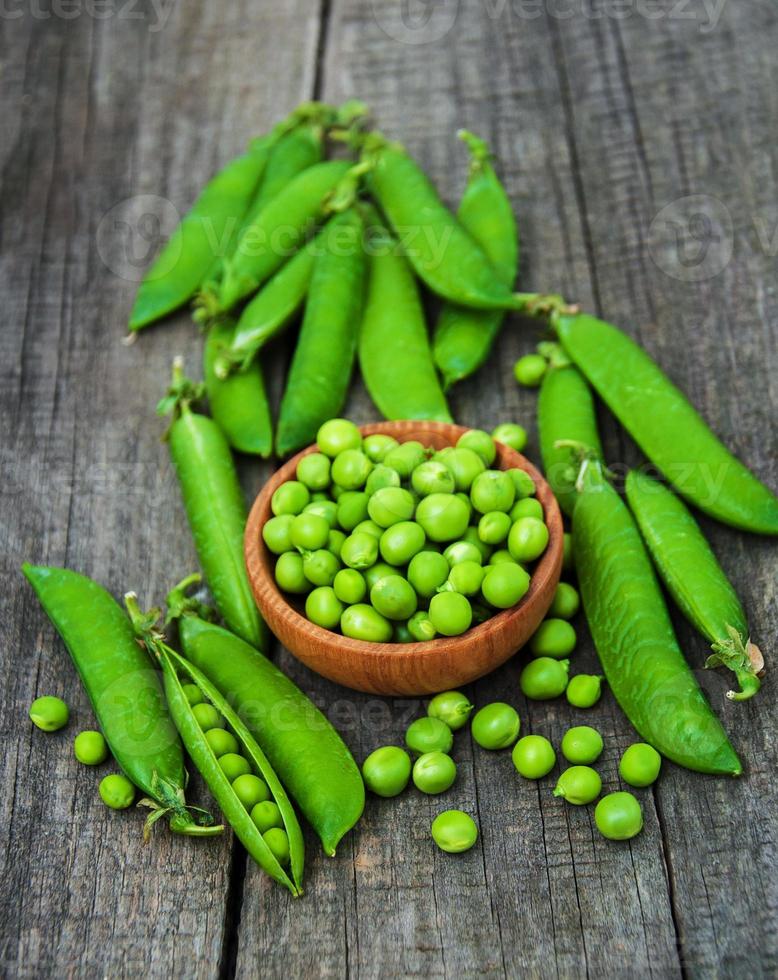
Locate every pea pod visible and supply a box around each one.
[212,160,352,315]
[572,462,741,776]
[625,470,763,701]
[538,360,603,518]
[21,565,220,837]
[203,319,273,457]
[359,226,452,423]
[276,207,367,457]
[553,311,778,535]
[168,592,364,856]
[158,362,267,649]
[127,597,304,895]
[433,131,519,388]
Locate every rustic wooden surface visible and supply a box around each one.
[1,1,776,977]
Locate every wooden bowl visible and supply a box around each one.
[245,421,563,696]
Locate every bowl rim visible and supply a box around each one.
[245,420,563,661]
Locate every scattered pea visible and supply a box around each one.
[413,752,457,794]
[471,702,520,750]
[595,792,643,840]
[431,810,478,853]
[74,730,109,766]
[491,423,528,453]
[530,619,577,659]
[619,743,662,787]
[29,695,69,732]
[427,690,474,731]
[561,725,603,764]
[362,746,412,797]
[406,717,454,756]
[553,765,602,805]
[549,582,580,620]
[512,735,556,779]
[513,353,547,387]
[99,773,135,810]
[519,657,570,700]
[566,674,605,708]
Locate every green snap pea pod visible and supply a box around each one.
[625,470,763,701]
[21,565,221,837]
[553,311,778,535]
[432,131,519,388]
[538,359,603,518]
[276,207,367,457]
[157,362,268,649]
[167,588,364,856]
[128,136,275,332]
[127,600,303,895]
[572,461,741,776]
[203,319,273,457]
[359,226,452,423]
[211,160,352,315]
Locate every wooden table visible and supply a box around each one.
[2,2,776,976]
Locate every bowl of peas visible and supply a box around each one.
[245,419,563,695]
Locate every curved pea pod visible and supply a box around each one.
[433,131,519,388]
[213,159,352,314]
[554,311,778,535]
[128,136,275,332]
[572,465,741,775]
[538,363,603,518]
[176,612,365,856]
[159,646,304,895]
[625,470,763,701]
[359,227,452,424]
[21,565,220,836]
[158,363,268,649]
[203,320,273,457]
[275,207,367,457]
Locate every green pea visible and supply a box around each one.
[362,745,412,797]
[619,743,662,787]
[560,725,603,764]
[192,702,223,730]
[408,551,450,598]
[510,497,543,522]
[408,610,437,642]
[99,773,135,810]
[382,441,427,478]
[530,619,577,659]
[366,464,401,495]
[549,582,580,620]
[305,586,345,629]
[393,621,414,643]
[416,493,470,543]
[566,674,604,709]
[470,470,515,515]
[336,491,370,531]
[481,563,530,608]
[316,418,362,457]
[413,751,457,794]
[363,433,399,463]
[512,735,556,779]
[478,511,512,545]
[456,429,497,466]
[409,460,454,496]
[341,532,379,570]
[73,730,109,766]
[327,529,347,558]
[492,423,528,453]
[341,603,393,642]
[519,657,570,700]
[219,753,251,781]
[232,772,271,809]
[353,519,384,539]
[507,468,536,499]
[262,514,295,555]
[364,561,397,591]
[446,560,485,597]
[296,452,331,490]
[204,727,239,757]
[333,568,367,605]
[513,353,547,387]
[595,792,643,840]
[431,810,478,853]
[380,521,426,565]
[368,486,416,528]
[553,765,602,805]
[427,690,473,730]
[29,695,69,732]
[440,541,480,567]
[290,512,331,551]
[460,525,492,561]
[428,591,472,636]
[275,551,311,594]
[405,717,454,756]
[371,575,418,621]
[436,446,485,491]
[251,800,284,834]
[302,549,341,587]
[508,517,549,563]
[271,480,310,516]
[488,549,517,566]
[304,499,338,527]
[471,702,520,749]
[263,827,291,866]
[562,532,574,573]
